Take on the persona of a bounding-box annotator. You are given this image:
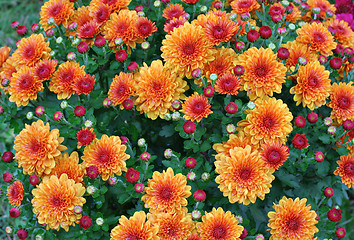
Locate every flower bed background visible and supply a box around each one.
[0,0,354,239]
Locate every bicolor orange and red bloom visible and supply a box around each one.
[7,181,24,206]
[181,92,213,122]
[142,167,191,214]
[108,72,136,109]
[285,3,302,23]
[39,0,75,31]
[90,0,131,13]
[135,17,157,39]
[230,0,260,14]
[325,18,354,48]
[268,196,319,239]
[0,46,11,68]
[164,17,188,34]
[327,82,354,124]
[260,142,289,171]
[282,40,318,72]
[203,14,239,46]
[89,1,111,25]
[307,0,336,20]
[162,4,186,20]
[334,154,354,188]
[34,59,57,81]
[77,127,96,149]
[214,72,241,95]
[0,57,18,94]
[72,74,96,95]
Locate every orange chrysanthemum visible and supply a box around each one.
[164,17,188,34]
[334,154,354,188]
[307,0,336,20]
[142,167,192,214]
[282,41,318,72]
[268,196,319,239]
[231,0,260,14]
[187,233,201,240]
[204,15,239,46]
[34,59,57,81]
[215,145,274,205]
[72,74,96,95]
[89,1,111,25]
[0,57,18,94]
[12,34,51,67]
[14,120,67,176]
[285,4,302,23]
[290,61,331,110]
[7,181,24,206]
[135,17,157,39]
[66,6,92,38]
[148,209,194,239]
[43,152,85,184]
[260,142,289,171]
[82,134,129,181]
[110,211,159,240]
[181,92,213,122]
[90,0,130,13]
[235,47,287,100]
[103,10,140,52]
[134,60,188,120]
[197,207,244,239]
[108,72,136,108]
[162,4,186,20]
[39,0,74,31]
[49,61,86,99]
[296,22,337,56]
[0,46,11,68]
[78,21,100,40]
[9,66,44,107]
[237,97,293,146]
[214,72,241,95]
[161,22,216,79]
[327,82,354,124]
[325,18,354,47]
[31,174,86,231]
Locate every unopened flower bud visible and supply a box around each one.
[141,41,150,49]
[172,111,180,121]
[96,217,104,226]
[201,172,210,181]
[247,102,255,109]
[277,27,287,35]
[56,36,63,44]
[288,23,296,31]
[115,38,123,46]
[35,235,43,240]
[235,215,243,224]
[68,22,78,31]
[26,111,34,120]
[53,111,63,121]
[240,12,251,21]
[200,6,208,13]
[102,98,111,107]
[108,177,118,185]
[84,120,93,128]
[60,100,68,109]
[73,205,82,214]
[164,148,172,159]
[192,210,201,219]
[35,106,45,116]
[154,0,161,7]
[172,100,181,110]
[50,50,56,57]
[138,12,145,17]
[298,56,307,65]
[164,113,171,121]
[72,38,80,46]
[5,226,12,234]
[226,124,236,134]
[312,7,321,14]
[1,78,10,87]
[86,186,96,195]
[187,172,196,181]
[255,234,265,240]
[281,0,289,7]
[229,12,237,20]
[46,29,55,37]
[210,73,218,81]
[67,52,76,61]
[137,138,146,147]
[191,68,202,79]
[268,42,276,50]
[47,17,55,25]
[324,117,333,126]
[328,126,336,134]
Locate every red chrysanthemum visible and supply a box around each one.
[162,4,186,20]
[76,127,96,149]
[135,17,157,39]
[125,168,140,183]
[260,142,289,171]
[292,133,310,149]
[214,72,241,95]
[164,17,187,34]
[181,92,213,122]
[72,74,96,95]
[77,21,100,39]
[7,181,24,206]
[34,59,57,81]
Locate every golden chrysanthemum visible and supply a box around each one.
[334,154,354,188]
[282,40,318,72]
[181,92,213,122]
[237,97,293,146]
[14,120,67,176]
[103,10,140,52]
[0,46,11,68]
[0,56,18,94]
[197,207,244,240]
[34,59,57,81]
[161,22,216,79]
[110,211,159,240]
[39,0,74,31]
[231,0,260,14]
[90,0,131,13]
[148,208,194,239]
[203,15,239,46]
[12,34,51,67]
[325,18,354,47]
[215,145,274,205]
[162,3,186,20]
[296,22,337,56]
[43,152,84,184]
[82,134,129,181]
[285,4,302,23]
[89,1,111,26]
[108,72,136,108]
[307,0,336,20]
[134,60,188,120]
[235,47,287,100]
[214,72,241,95]
[327,82,354,124]
[7,181,24,206]
[268,196,319,240]
[31,174,86,231]
[49,61,86,99]
[9,66,44,107]
[66,6,92,38]
[260,141,289,171]
[142,167,192,214]
[290,61,331,110]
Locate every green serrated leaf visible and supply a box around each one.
[159,124,175,138]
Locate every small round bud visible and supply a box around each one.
[214,1,223,9]
[47,17,55,25]
[96,217,104,226]
[200,6,208,13]
[60,100,68,109]
[102,98,111,107]
[187,172,196,181]
[73,205,83,214]
[324,187,334,198]
[137,138,146,147]
[324,117,333,126]
[3,172,13,183]
[210,73,218,81]
[120,136,128,145]
[268,42,276,50]
[201,172,210,181]
[35,235,43,240]
[2,151,14,163]
[328,126,336,134]
[226,102,238,114]
[229,12,237,20]
[240,12,251,21]
[191,68,202,79]
[315,151,325,162]
[185,157,197,169]
[134,183,145,193]
[318,55,327,64]
[329,57,343,69]
[141,41,150,49]
[67,52,76,61]
[17,229,28,240]
[77,41,89,53]
[31,23,40,33]
[86,186,96,195]
[234,41,245,51]
[68,22,78,31]
[26,111,34,120]
[127,62,139,72]
[56,36,63,44]
[84,120,93,128]
[183,121,196,134]
[53,111,63,121]
[235,215,243,224]
[298,56,308,65]
[50,50,56,57]
[108,177,118,185]
[192,210,201,219]
[29,174,40,185]
[86,165,99,179]
[247,101,255,109]
[312,7,321,14]
[1,78,10,87]
[247,29,260,42]
[259,26,272,39]
[79,216,92,230]
[277,47,290,60]
[171,111,181,121]
[164,113,171,121]
[255,234,265,240]
[11,21,19,28]
[5,226,12,234]
[336,227,346,238]
[276,27,287,36]
[288,23,296,30]
[226,124,236,134]
[115,49,127,62]
[234,65,245,75]
[122,98,134,110]
[164,148,172,159]
[154,0,161,7]
[194,190,206,202]
[172,100,181,110]
[140,152,151,162]
[281,0,289,7]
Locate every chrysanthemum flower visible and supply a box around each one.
[268,196,319,239]
[214,72,241,95]
[43,152,85,184]
[307,0,336,20]
[72,74,96,95]
[66,6,92,37]
[108,72,136,109]
[134,60,188,120]
[31,174,86,231]
[237,97,293,146]
[49,61,86,99]
[110,211,159,240]
[142,167,191,214]
[181,92,213,122]
[89,1,111,25]
[39,0,75,31]
[203,15,239,46]
[82,134,129,181]
[0,57,18,94]
[197,207,244,239]
[77,127,96,149]
[90,0,131,13]
[14,120,67,176]
[290,61,331,110]
[231,0,260,14]
[78,21,100,40]
[215,146,274,205]
[187,233,201,240]
[334,154,354,188]
[9,66,44,107]
[34,59,57,81]
[0,46,11,68]
[7,181,24,206]
[327,82,354,124]
[296,22,337,56]
[162,4,186,20]
[282,41,318,72]
[164,17,187,34]
[235,47,287,100]
[12,34,51,67]
[148,209,194,239]
[285,4,302,23]
[325,18,354,48]
[161,22,216,79]
[135,17,157,39]
[260,142,289,171]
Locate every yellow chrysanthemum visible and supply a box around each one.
[268,196,319,240]
[181,92,213,122]
[134,60,188,120]
[215,145,274,205]
[14,120,67,176]
[7,181,24,206]
[327,82,354,124]
[31,174,86,231]
[39,0,74,31]
[197,207,244,240]
[161,22,216,79]
[142,167,192,214]
[110,211,159,240]
[82,134,129,181]
[334,154,354,188]
[290,61,331,110]
[237,97,293,146]
[235,47,287,100]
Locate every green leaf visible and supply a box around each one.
[100,185,108,194]
[316,160,330,176]
[319,135,331,144]
[159,124,175,138]
[275,169,301,188]
[200,141,211,152]
[118,193,131,204]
